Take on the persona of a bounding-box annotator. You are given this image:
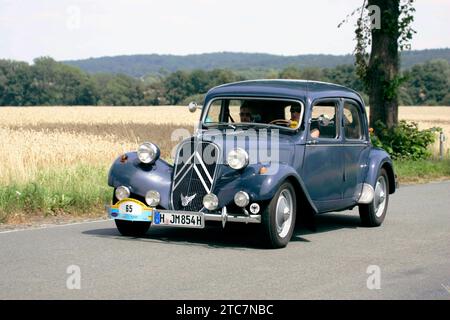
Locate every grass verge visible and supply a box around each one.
[394,159,450,184]
[1,159,449,224]
[0,164,111,224]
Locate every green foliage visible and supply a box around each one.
[1,54,449,106]
[402,59,450,105]
[93,73,144,106]
[370,120,440,160]
[0,58,146,106]
[162,69,242,105]
[0,165,110,221]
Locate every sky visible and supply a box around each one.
[0,0,449,62]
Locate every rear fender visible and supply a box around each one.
[365,148,397,194]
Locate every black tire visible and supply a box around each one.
[260,181,297,249]
[115,219,151,237]
[112,193,151,237]
[359,168,390,227]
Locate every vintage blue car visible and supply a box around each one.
[106,80,397,248]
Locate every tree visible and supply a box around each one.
[403,60,450,105]
[0,60,33,106]
[340,0,416,128]
[93,73,144,106]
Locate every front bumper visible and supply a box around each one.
[106,200,261,228]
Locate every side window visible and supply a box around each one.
[310,101,338,139]
[205,100,222,123]
[343,101,363,140]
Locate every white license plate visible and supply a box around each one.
[118,200,143,216]
[153,211,204,228]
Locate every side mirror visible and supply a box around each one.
[188,102,198,113]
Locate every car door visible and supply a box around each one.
[302,99,344,212]
[341,99,370,204]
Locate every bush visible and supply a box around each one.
[370,120,440,160]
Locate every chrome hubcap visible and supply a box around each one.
[374,176,387,217]
[275,189,293,238]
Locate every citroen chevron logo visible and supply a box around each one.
[181,193,196,207]
[173,149,214,193]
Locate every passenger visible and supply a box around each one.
[311,128,320,138]
[289,104,301,128]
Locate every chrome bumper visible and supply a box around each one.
[204,207,261,228]
[106,205,261,228]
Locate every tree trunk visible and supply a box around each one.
[367,0,400,129]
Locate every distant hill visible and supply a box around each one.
[62,48,450,78]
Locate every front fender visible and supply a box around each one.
[365,147,397,194]
[214,163,317,212]
[108,152,173,208]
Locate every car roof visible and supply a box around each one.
[205,79,364,105]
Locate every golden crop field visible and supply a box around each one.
[0,105,448,223]
[1,106,449,184]
[0,106,198,184]
[370,106,450,157]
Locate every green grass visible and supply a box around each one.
[394,159,450,184]
[0,165,111,223]
[1,159,450,224]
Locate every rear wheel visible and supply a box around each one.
[260,182,297,249]
[359,168,389,227]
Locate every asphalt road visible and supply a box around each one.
[1,181,449,300]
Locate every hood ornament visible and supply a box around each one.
[181,193,196,207]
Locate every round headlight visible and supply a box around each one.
[115,186,130,201]
[137,142,159,164]
[145,190,160,207]
[227,148,249,170]
[203,193,219,211]
[234,191,250,208]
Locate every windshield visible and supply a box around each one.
[203,98,304,130]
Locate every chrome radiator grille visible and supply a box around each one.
[171,140,220,211]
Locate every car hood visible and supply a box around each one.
[197,128,296,165]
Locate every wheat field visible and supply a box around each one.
[0,105,448,222]
[0,106,198,184]
[1,106,449,184]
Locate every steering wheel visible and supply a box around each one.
[269,119,291,126]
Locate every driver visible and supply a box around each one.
[239,103,261,123]
[239,105,253,123]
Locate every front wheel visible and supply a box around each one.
[112,193,151,237]
[260,182,297,249]
[115,219,151,237]
[359,168,390,227]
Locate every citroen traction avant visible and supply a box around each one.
[107,80,397,248]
